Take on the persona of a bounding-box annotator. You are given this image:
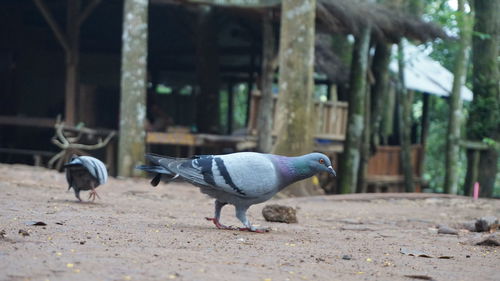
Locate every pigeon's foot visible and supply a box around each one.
[238,227,270,233]
[88,189,101,202]
[205,217,234,230]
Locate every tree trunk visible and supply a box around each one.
[465,0,500,197]
[381,83,395,145]
[444,0,471,194]
[357,79,371,193]
[118,0,148,177]
[331,34,352,101]
[420,93,431,178]
[397,41,414,192]
[338,26,371,194]
[195,7,220,134]
[370,42,391,151]
[257,11,276,153]
[273,0,317,196]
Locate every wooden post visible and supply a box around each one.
[246,39,257,125]
[338,26,371,194]
[195,6,220,134]
[118,0,148,177]
[227,82,234,134]
[257,10,277,153]
[273,0,317,196]
[64,0,81,126]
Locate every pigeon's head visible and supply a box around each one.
[303,153,336,177]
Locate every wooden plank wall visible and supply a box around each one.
[367,145,423,177]
[247,91,348,140]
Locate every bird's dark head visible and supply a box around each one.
[63,155,82,168]
[303,152,336,177]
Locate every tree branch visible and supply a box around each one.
[79,0,102,26]
[33,0,70,53]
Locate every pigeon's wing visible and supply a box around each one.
[163,153,279,198]
[145,153,189,166]
[78,156,108,185]
[65,169,73,190]
[161,155,215,188]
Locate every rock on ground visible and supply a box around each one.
[262,204,298,223]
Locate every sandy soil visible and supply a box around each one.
[0,164,499,281]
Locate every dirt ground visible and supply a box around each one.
[0,164,499,281]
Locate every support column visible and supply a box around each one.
[118,0,149,177]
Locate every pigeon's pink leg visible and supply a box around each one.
[206,200,234,230]
[88,188,100,202]
[205,217,233,230]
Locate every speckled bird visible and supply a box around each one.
[137,152,336,232]
[64,155,108,202]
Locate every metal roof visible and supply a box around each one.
[390,42,473,101]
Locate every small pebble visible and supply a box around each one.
[342,255,352,260]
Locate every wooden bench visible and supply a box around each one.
[0,148,56,166]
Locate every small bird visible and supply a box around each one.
[137,152,336,232]
[64,155,108,202]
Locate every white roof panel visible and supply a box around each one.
[390,42,473,101]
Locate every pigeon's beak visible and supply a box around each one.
[327,166,336,177]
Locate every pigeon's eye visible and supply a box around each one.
[319,158,325,164]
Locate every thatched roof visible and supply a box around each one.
[166,0,448,43]
[157,0,448,83]
[315,33,349,83]
[316,0,447,43]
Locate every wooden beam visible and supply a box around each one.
[152,0,281,7]
[460,140,493,150]
[79,0,102,26]
[32,0,70,53]
[0,116,56,128]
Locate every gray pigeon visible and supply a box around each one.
[137,152,336,232]
[64,155,108,202]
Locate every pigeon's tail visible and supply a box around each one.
[135,164,179,187]
[138,154,187,187]
[136,165,172,174]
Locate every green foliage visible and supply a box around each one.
[423,97,468,194]
[156,84,172,94]
[232,83,249,131]
[219,83,249,134]
[422,0,499,196]
[467,95,500,139]
[219,88,229,133]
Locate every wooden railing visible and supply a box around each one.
[247,91,348,141]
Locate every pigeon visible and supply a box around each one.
[137,152,336,232]
[64,155,108,202]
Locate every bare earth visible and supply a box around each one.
[0,164,499,281]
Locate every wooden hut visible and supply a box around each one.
[0,0,446,186]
